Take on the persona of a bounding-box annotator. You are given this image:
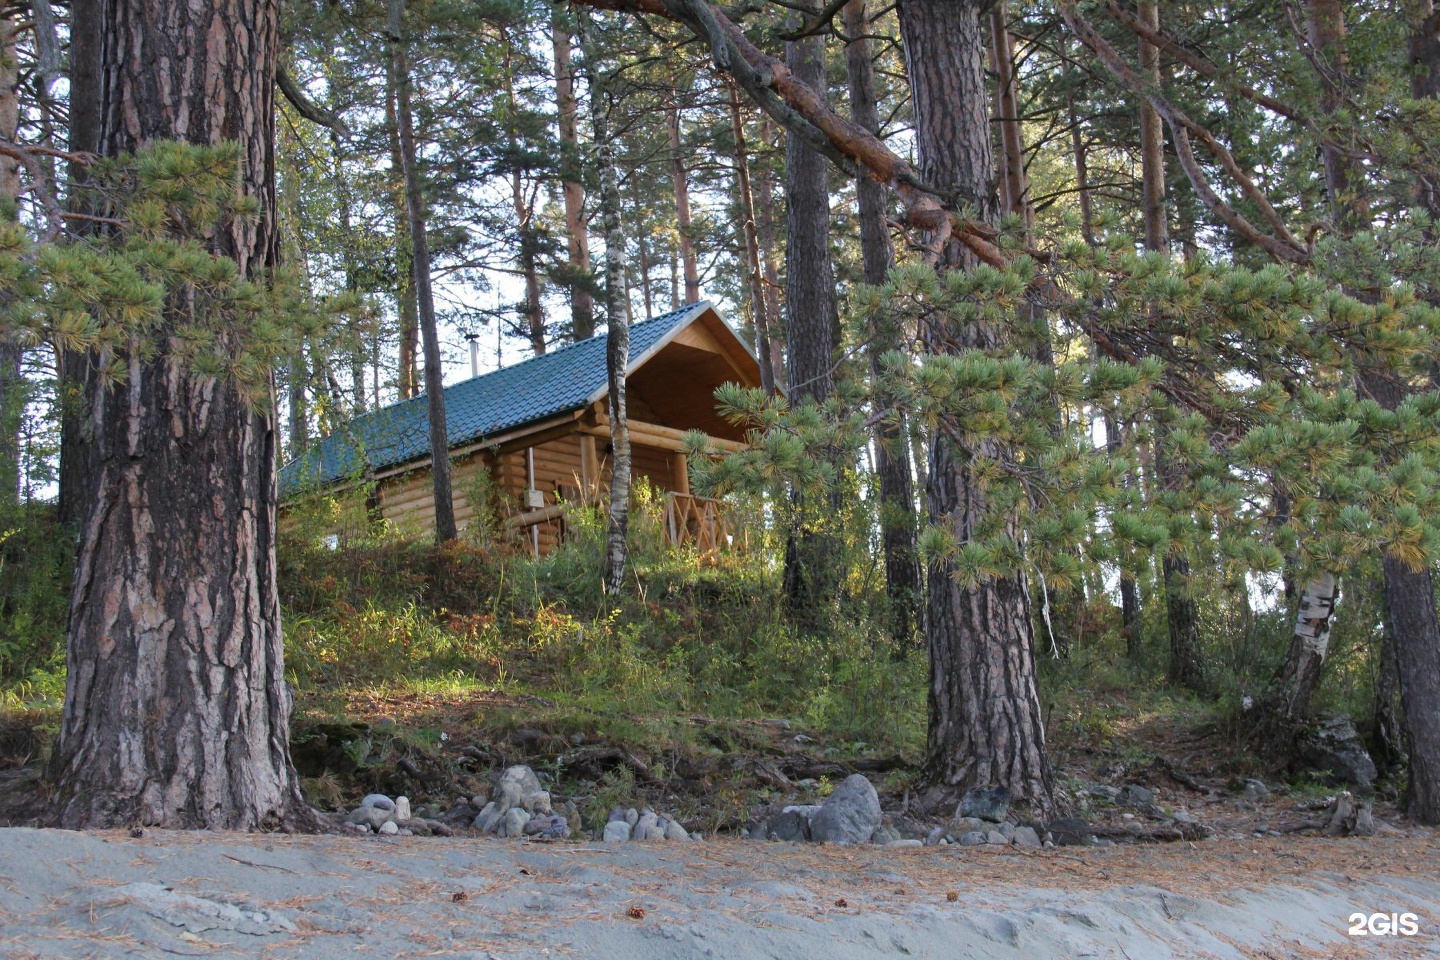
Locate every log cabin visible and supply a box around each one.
[278,300,763,554]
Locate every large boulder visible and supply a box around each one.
[1298,714,1377,788]
[809,774,882,845]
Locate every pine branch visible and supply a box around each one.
[276,65,352,139]
[1059,1,1310,265]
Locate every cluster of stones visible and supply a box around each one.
[602,807,696,842]
[469,765,578,840]
[748,774,919,846]
[340,794,455,837]
[919,786,1044,849]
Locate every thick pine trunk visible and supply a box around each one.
[728,85,778,397]
[667,100,701,303]
[845,0,920,651]
[47,0,313,830]
[781,7,842,626]
[590,59,632,595]
[552,10,595,341]
[389,0,456,543]
[900,0,1053,812]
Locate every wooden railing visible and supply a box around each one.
[663,492,738,553]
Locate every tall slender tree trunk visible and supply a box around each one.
[1105,414,1141,655]
[728,84,777,397]
[900,0,1053,813]
[845,0,920,651]
[1137,0,1167,253]
[0,15,21,503]
[588,49,632,595]
[514,169,547,355]
[58,0,103,526]
[330,130,367,414]
[47,0,313,830]
[386,81,420,399]
[553,8,595,341]
[667,98,701,303]
[389,0,456,543]
[781,3,842,626]
[754,118,787,391]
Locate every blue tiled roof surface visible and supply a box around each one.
[279,301,710,497]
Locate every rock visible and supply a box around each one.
[360,794,396,812]
[958,831,989,846]
[424,819,454,837]
[603,821,632,842]
[1242,779,1270,801]
[959,785,1010,823]
[1047,817,1094,847]
[608,806,628,823]
[925,827,946,846]
[1088,784,1121,801]
[869,824,902,845]
[501,807,531,838]
[886,839,924,848]
[635,811,660,841]
[809,774,882,845]
[1012,826,1041,848]
[523,790,552,815]
[1298,714,1378,788]
[394,796,411,821]
[343,822,369,835]
[524,814,571,839]
[997,822,1015,840]
[378,821,399,836]
[782,804,822,819]
[470,794,488,809]
[1122,784,1153,806]
[984,830,1008,845]
[764,810,810,842]
[664,820,691,842]
[625,808,639,828]
[946,816,990,836]
[346,806,395,830]
[498,764,543,797]
[473,802,501,834]
[442,803,480,827]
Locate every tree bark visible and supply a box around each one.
[1104,414,1141,656]
[553,8,595,341]
[1255,573,1340,751]
[1137,0,1167,253]
[754,117,787,391]
[900,0,1053,812]
[781,4,842,626]
[58,0,103,526]
[845,0,920,652]
[389,0,456,543]
[590,54,632,595]
[728,84,777,397]
[386,80,420,400]
[0,15,20,503]
[667,98,701,303]
[47,0,314,830]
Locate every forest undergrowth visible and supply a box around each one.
[0,488,1401,833]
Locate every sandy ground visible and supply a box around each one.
[0,827,1438,959]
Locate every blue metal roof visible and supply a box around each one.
[279,301,712,497]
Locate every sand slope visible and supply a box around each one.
[0,827,1437,958]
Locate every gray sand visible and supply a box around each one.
[0,827,1436,958]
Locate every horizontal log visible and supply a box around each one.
[585,418,747,453]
